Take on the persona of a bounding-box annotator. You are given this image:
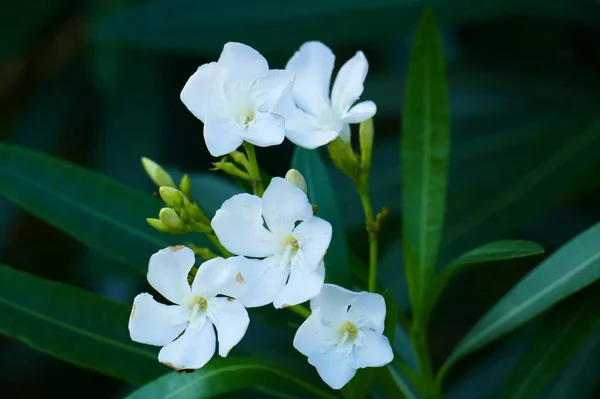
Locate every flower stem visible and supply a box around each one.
[358,185,379,293]
[289,304,311,319]
[207,233,232,258]
[242,142,264,196]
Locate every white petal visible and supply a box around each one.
[211,193,277,257]
[286,123,340,150]
[339,123,351,142]
[273,262,325,308]
[180,62,226,122]
[237,256,288,307]
[331,51,369,114]
[242,113,286,147]
[218,42,269,80]
[209,297,250,357]
[128,293,187,346]
[192,257,248,299]
[348,292,386,334]
[309,349,356,390]
[294,217,332,269]
[342,100,377,124]
[293,308,337,357]
[252,70,295,113]
[203,114,245,157]
[286,41,334,116]
[147,246,194,305]
[262,177,313,236]
[352,330,394,368]
[158,322,216,370]
[310,284,359,326]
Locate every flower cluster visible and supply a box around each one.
[129,41,392,390]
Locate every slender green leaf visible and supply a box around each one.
[127,358,337,399]
[426,240,544,313]
[500,287,600,399]
[0,264,165,383]
[292,148,351,286]
[0,143,201,274]
[443,221,600,371]
[401,7,450,314]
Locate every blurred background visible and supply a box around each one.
[1,0,600,398]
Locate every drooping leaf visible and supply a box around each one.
[401,7,451,315]
[442,221,600,373]
[0,264,165,383]
[292,147,351,287]
[126,357,337,399]
[500,286,600,399]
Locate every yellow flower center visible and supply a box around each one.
[340,322,359,342]
[188,296,208,321]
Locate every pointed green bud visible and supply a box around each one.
[159,207,181,228]
[146,218,169,232]
[359,118,374,173]
[141,157,176,188]
[184,201,209,224]
[180,174,194,202]
[229,151,251,170]
[285,169,307,194]
[159,187,185,209]
[211,159,251,180]
[327,137,361,183]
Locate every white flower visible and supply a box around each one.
[181,42,295,157]
[128,246,250,371]
[211,177,331,308]
[293,284,394,389]
[279,41,377,149]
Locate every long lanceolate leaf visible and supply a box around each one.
[127,358,338,399]
[441,221,600,379]
[401,8,450,316]
[0,264,165,383]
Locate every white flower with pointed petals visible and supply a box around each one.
[181,42,295,157]
[293,284,394,389]
[211,177,332,308]
[279,41,377,149]
[128,246,250,371]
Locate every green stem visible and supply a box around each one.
[289,304,311,319]
[358,185,379,293]
[411,319,440,398]
[207,234,232,258]
[243,142,264,196]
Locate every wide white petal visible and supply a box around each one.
[294,217,332,269]
[273,262,325,308]
[235,256,288,307]
[128,293,187,346]
[310,284,359,326]
[208,297,250,357]
[252,70,295,113]
[342,100,377,124]
[211,193,277,257]
[348,292,386,334]
[262,177,313,236]
[203,114,245,157]
[339,123,351,142]
[218,42,269,80]
[331,51,368,114]
[192,257,248,299]
[147,246,194,305]
[286,41,334,116]
[158,322,216,371]
[293,308,337,357]
[309,349,356,390]
[287,126,340,149]
[180,62,226,122]
[242,113,286,147]
[281,103,340,149]
[352,330,394,369]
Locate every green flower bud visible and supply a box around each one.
[211,159,251,180]
[146,218,169,232]
[141,157,176,188]
[327,137,361,183]
[229,151,250,169]
[179,174,194,202]
[359,118,374,173]
[159,187,185,209]
[285,169,307,194]
[159,207,181,228]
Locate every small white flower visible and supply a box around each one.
[181,42,295,157]
[293,284,394,390]
[211,177,332,309]
[128,246,250,371]
[279,41,377,149]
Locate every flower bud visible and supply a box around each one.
[159,187,185,209]
[146,218,169,232]
[327,137,361,183]
[229,151,250,169]
[359,118,374,172]
[285,169,307,194]
[179,174,194,202]
[141,157,176,188]
[211,159,251,180]
[159,207,181,228]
